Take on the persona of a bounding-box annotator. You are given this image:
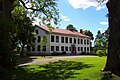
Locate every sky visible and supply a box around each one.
[57,0,108,38]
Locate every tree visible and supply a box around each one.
[66,24,78,32]
[103,0,120,76]
[11,5,36,57]
[0,0,59,69]
[83,30,94,40]
[40,34,49,57]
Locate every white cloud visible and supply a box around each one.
[67,0,107,10]
[60,14,70,22]
[98,28,102,30]
[100,22,108,25]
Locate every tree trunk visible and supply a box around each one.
[20,45,25,57]
[0,0,14,69]
[104,0,120,76]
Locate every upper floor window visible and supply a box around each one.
[65,37,68,43]
[35,29,38,34]
[81,39,83,44]
[51,35,54,42]
[61,37,64,43]
[84,39,86,45]
[70,38,72,43]
[74,38,76,44]
[87,40,89,45]
[78,38,80,44]
[56,36,59,42]
[38,36,41,42]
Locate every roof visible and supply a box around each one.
[36,25,91,39]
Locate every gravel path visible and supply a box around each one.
[18,55,97,66]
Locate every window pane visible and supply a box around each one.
[38,36,41,42]
[56,36,59,42]
[56,46,59,51]
[51,46,54,51]
[61,37,64,43]
[81,39,83,44]
[61,46,64,51]
[87,40,89,45]
[70,38,72,43]
[51,35,54,42]
[32,47,35,51]
[37,45,41,51]
[65,37,68,43]
[65,46,68,51]
[81,47,83,51]
[74,38,76,44]
[84,39,86,45]
[35,29,38,34]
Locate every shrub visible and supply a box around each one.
[96,50,105,57]
[51,51,66,56]
[80,51,86,55]
[102,71,112,80]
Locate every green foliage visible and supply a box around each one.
[83,30,94,40]
[96,50,106,57]
[66,24,78,32]
[94,30,108,56]
[102,71,112,80]
[11,5,35,56]
[40,34,49,51]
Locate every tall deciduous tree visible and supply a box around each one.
[66,24,78,32]
[0,0,59,69]
[104,0,120,76]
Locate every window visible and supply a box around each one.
[84,47,86,52]
[27,46,30,51]
[35,29,38,34]
[56,46,59,51]
[61,37,64,43]
[84,39,86,45]
[61,46,64,51]
[65,37,68,43]
[74,38,76,44]
[78,38,80,44]
[38,36,41,42]
[51,35,54,42]
[87,47,89,52]
[81,47,83,51]
[32,38,35,43]
[65,46,68,51]
[32,47,35,51]
[87,40,89,45]
[56,36,59,42]
[37,45,41,51]
[51,46,54,51]
[78,47,80,51]
[70,38,72,43]
[69,47,71,51]
[81,39,83,44]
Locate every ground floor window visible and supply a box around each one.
[87,47,89,52]
[56,46,59,51]
[78,47,80,51]
[51,46,54,51]
[37,45,41,51]
[65,46,68,51]
[61,46,64,51]
[81,47,83,52]
[32,47,35,51]
[84,47,86,52]
[69,47,71,51]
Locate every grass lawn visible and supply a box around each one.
[1,56,120,80]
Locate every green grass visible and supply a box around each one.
[1,56,120,80]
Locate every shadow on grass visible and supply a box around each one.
[2,60,93,80]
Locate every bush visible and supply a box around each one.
[51,51,66,56]
[80,51,86,55]
[96,50,105,57]
[102,71,112,80]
